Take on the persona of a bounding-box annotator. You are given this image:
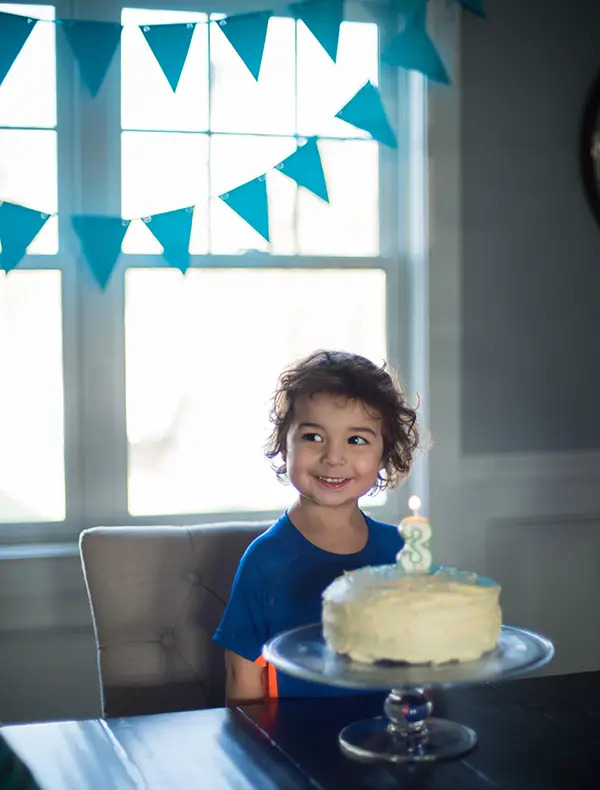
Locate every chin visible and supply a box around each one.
[311,487,368,507]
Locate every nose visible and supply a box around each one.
[321,440,346,467]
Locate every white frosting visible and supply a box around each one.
[322,564,502,664]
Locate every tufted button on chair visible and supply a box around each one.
[79,521,268,718]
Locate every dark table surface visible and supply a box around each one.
[2,671,599,789]
[239,671,600,790]
[1,707,313,790]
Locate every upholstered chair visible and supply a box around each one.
[79,522,268,717]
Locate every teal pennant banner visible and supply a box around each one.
[363,0,426,24]
[289,0,344,63]
[0,12,37,88]
[278,138,329,202]
[0,202,49,273]
[141,22,196,92]
[381,13,449,84]
[394,0,427,15]
[144,207,195,273]
[456,0,486,17]
[217,11,272,81]
[220,178,270,242]
[335,81,397,148]
[62,19,123,97]
[72,215,130,288]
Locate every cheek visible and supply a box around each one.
[360,446,385,474]
[286,450,312,487]
[285,441,305,471]
[283,433,296,463]
[287,443,321,477]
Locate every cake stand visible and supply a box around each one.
[263,624,554,764]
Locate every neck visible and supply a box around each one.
[288,496,365,534]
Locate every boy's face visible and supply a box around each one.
[285,392,384,509]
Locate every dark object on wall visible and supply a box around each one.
[580,71,600,229]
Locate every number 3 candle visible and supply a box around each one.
[397,495,432,572]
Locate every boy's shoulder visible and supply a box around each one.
[364,512,398,532]
[238,513,294,567]
[363,512,404,549]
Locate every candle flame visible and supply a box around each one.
[408,495,421,515]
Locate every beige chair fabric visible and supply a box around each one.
[79,522,268,718]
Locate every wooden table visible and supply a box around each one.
[3,672,600,789]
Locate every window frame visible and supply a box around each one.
[0,0,426,545]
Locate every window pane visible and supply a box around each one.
[125,268,386,516]
[121,131,209,254]
[0,271,65,522]
[0,129,58,254]
[210,16,295,135]
[0,4,56,128]
[297,139,379,256]
[297,21,378,138]
[210,134,296,254]
[121,8,209,132]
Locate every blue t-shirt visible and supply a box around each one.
[213,511,404,698]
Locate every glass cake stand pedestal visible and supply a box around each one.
[263,624,554,764]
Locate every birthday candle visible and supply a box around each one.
[396,495,433,572]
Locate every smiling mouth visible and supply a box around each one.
[315,476,351,489]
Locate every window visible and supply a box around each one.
[0,3,58,252]
[0,0,421,540]
[125,267,387,516]
[120,8,380,256]
[0,3,65,523]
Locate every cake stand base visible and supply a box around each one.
[263,623,554,764]
[339,716,477,764]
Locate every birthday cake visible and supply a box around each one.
[322,565,502,665]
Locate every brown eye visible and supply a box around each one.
[302,433,323,442]
[348,436,368,445]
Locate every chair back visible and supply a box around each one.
[79,521,268,717]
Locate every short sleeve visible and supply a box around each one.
[212,547,267,662]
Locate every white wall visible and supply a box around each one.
[428,0,600,677]
[0,552,100,723]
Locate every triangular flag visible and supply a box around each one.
[0,12,38,87]
[0,202,49,272]
[143,207,194,273]
[456,0,486,17]
[216,11,272,81]
[278,138,329,202]
[219,178,269,242]
[362,0,427,19]
[381,15,450,84]
[335,82,397,148]
[62,19,123,97]
[140,22,196,92]
[362,0,426,24]
[72,215,129,289]
[392,0,426,13]
[289,0,344,63]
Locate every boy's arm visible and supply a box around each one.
[225,649,265,705]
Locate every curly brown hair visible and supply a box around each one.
[265,350,419,492]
